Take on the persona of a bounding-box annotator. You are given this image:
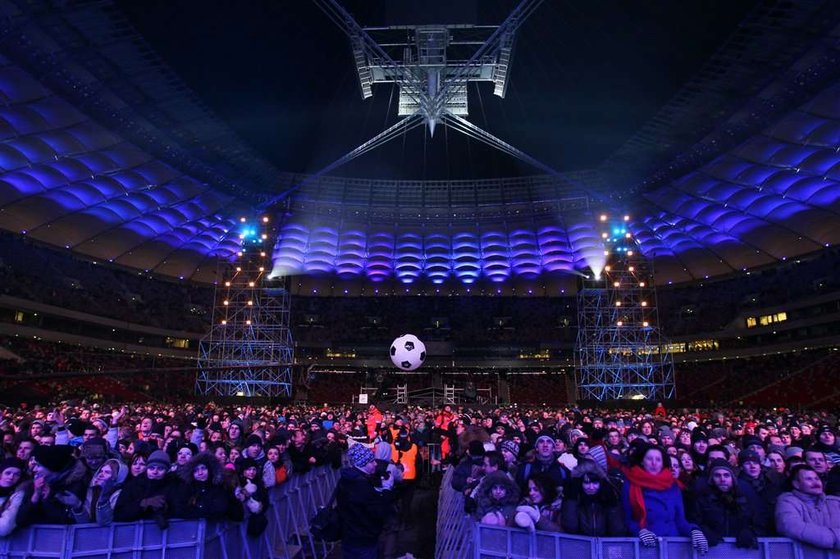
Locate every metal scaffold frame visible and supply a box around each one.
[575,224,674,401]
[197,217,294,398]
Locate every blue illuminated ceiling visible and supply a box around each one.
[0,1,837,289]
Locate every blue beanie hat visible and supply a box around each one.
[347,444,374,469]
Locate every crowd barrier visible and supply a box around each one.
[435,467,840,559]
[0,464,341,559]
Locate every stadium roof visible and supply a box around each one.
[0,0,837,290]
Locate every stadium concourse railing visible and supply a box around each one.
[0,464,340,559]
[435,467,840,559]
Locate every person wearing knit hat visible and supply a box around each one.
[657,426,674,447]
[113,449,175,525]
[706,458,736,480]
[738,449,761,468]
[0,457,27,536]
[347,443,375,471]
[19,445,87,526]
[514,430,569,493]
[737,448,784,535]
[500,440,520,462]
[146,450,171,470]
[32,444,75,474]
[785,446,804,459]
[693,458,759,549]
[814,425,840,466]
[335,441,396,556]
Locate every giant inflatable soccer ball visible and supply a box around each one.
[390,334,426,371]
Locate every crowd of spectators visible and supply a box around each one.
[0,399,838,554]
[446,403,840,552]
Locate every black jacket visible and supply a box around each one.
[737,470,782,535]
[170,481,243,522]
[114,474,179,522]
[691,484,759,544]
[17,459,88,526]
[451,455,483,493]
[336,466,396,547]
[560,477,626,536]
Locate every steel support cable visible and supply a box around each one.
[442,116,523,163]
[261,114,424,207]
[442,113,559,175]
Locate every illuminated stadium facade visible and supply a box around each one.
[0,1,836,300]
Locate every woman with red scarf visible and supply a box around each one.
[620,444,709,553]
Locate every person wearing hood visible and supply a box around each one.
[17,445,87,525]
[171,451,243,522]
[337,443,396,559]
[373,440,403,486]
[561,459,625,537]
[0,457,28,536]
[473,470,520,525]
[72,458,129,525]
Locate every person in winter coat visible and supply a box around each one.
[561,459,625,536]
[621,444,709,553]
[691,458,760,549]
[72,458,129,525]
[16,445,87,526]
[451,440,486,494]
[514,472,563,532]
[775,464,840,550]
[737,449,782,535]
[813,425,840,466]
[336,443,396,559]
[514,432,568,496]
[233,457,268,515]
[263,442,292,489]
[114,450,178,527]
[473,470,520,525]
[171,451,243,522]
[0,457,28,536]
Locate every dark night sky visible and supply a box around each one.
[115,1,759,180]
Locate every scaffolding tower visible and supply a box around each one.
[196,216,294,398]
[575,218,675,401]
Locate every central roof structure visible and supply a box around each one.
[0,0,837,292]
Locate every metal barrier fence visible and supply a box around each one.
[435,466,473,559]
[436,467,840,559]
[0,464,341,559]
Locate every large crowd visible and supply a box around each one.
[0,400,838,556]
[446,403,840,553]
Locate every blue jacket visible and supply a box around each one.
[621,480,696,537]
